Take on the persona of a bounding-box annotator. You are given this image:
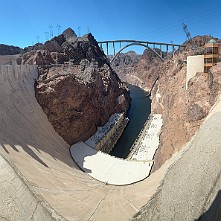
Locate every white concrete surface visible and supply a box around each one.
[131,114,163,161]
[71,142,153,185]
[0,155,55,221]
[85,113,124,150]
[186,55,204,89]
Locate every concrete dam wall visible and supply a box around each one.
[1,65,221,221]
[0,65,163,221]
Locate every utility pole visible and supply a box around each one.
[56,24,61,35]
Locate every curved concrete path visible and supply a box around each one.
[70,142,153,185]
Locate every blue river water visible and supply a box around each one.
[110,84,151,158]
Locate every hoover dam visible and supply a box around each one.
[1,62,221,221]
[0,64,163,220]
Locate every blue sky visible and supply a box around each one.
[1,0,221,53]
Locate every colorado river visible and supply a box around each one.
[110,84,151,158]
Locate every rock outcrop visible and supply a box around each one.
[21,28,131,145]
[0,44,23,55]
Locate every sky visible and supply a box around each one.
[1,0,221,54]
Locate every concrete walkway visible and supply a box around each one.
[133,94,221,221]
[70,142,153,185]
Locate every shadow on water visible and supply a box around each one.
[196,190,221,221]
[110,84,151,158]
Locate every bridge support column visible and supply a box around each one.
[172,46,175,56]
[113,42,116,56]
[106,42,108,56]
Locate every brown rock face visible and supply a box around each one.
[112,49,163,91]
[36,62,130,145]
[22,28,131,145]
[0,44,23,55]
[150,36,221,171]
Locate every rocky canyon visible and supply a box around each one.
[113,35,221,172]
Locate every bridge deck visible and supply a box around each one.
[98,39,184,47]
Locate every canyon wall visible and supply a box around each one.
[151,36,221,171]
[113,36,221,171]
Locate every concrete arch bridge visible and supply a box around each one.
[97,40,184,63]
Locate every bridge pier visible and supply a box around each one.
[106,42,108,56]
[166,45,169,55]
[172,45,175,56]
[113,42,116,56]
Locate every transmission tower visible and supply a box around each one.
[49,25,54,38]
[78,26,81,37]
[36,35,39,43]
[56,25,61,35]
[45,32,49,41]
[182,23,195,49]
[87,26,90,34]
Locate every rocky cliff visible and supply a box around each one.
[21,28,130,145]
[150,36,221,171]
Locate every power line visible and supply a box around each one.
[143,5,221,40]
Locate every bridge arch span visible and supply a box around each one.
[110,42,164,64]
